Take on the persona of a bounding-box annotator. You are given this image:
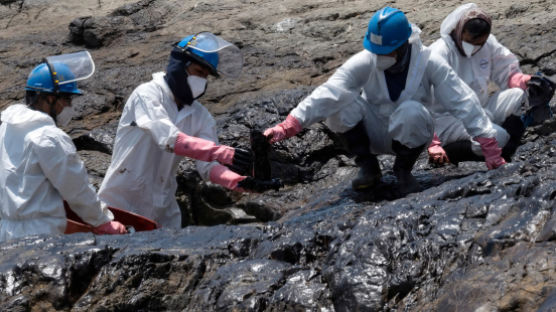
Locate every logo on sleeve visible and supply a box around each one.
[479,59,489,70]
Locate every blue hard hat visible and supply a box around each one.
[25,62,82,95]
[177,34,219,76]
[363,7,412,55]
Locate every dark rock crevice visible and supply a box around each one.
[0,0,21,6]
[519,49,556,68]
[3,0,24,29]
[111,0,157,17]
[68,0,169,48]
[64,247,118,307]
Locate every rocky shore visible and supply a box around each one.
[1,0,555,310]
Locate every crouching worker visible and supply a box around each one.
[98,32,278,228]
[0,51,126,242]
[264,7,506,195]
[427,3,556,166]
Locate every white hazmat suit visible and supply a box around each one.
[98,73,219,229]
[0,104,113,242]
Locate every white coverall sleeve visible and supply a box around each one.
[429,55,497,138]
[290,51,372,128]
[488,35,521,89]
[131,90,181,151]
[193,114,219,181]
[34,132,112,227]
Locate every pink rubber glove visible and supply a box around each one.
[209,164,247,191]
[174,132,235,165]
[263,114,303,144]
[93,221,127,235]
[508,72,531,90]
[474,137,507,170]
[428,133,449,165]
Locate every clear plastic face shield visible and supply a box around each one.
[44,51,95,92]
[180,32,243,78]
[42,51,95,126]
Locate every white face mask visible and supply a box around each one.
[462,41,482,58]
[56,106,75,127]
[187,75,207,99]
[376,55,397,71]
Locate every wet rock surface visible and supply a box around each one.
[1,0,555,311]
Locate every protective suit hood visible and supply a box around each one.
[165,48,196,107]
[407,24,422,45]
[440,3,479,38]
[1,104,53,127]
[440,3,492,55]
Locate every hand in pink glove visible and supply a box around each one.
[474,137,507,170]
[209,165,283,193]
[508,72,531,90]
[174,133,253,174]
[93,221,127,235]
[263,114,303,144]
[428,133,449,166]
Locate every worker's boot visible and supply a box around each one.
[392,140,424,194]
[501,115,526,162]
[352,154,382,190]
[339,121,382,190]
[443,140,485,166]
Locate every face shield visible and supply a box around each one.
[176,32,243,78]
[44,51,95,94]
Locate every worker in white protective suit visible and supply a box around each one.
[263,7,508,194]
[427,3,556,166]
[98,32,281,228]
[0,51,127,242]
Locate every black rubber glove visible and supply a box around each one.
[228,148,254,175]
[237,177,283,193]
[523,73,555,127]
[527,74,555,108]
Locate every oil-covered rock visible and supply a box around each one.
[0,0,555,311]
